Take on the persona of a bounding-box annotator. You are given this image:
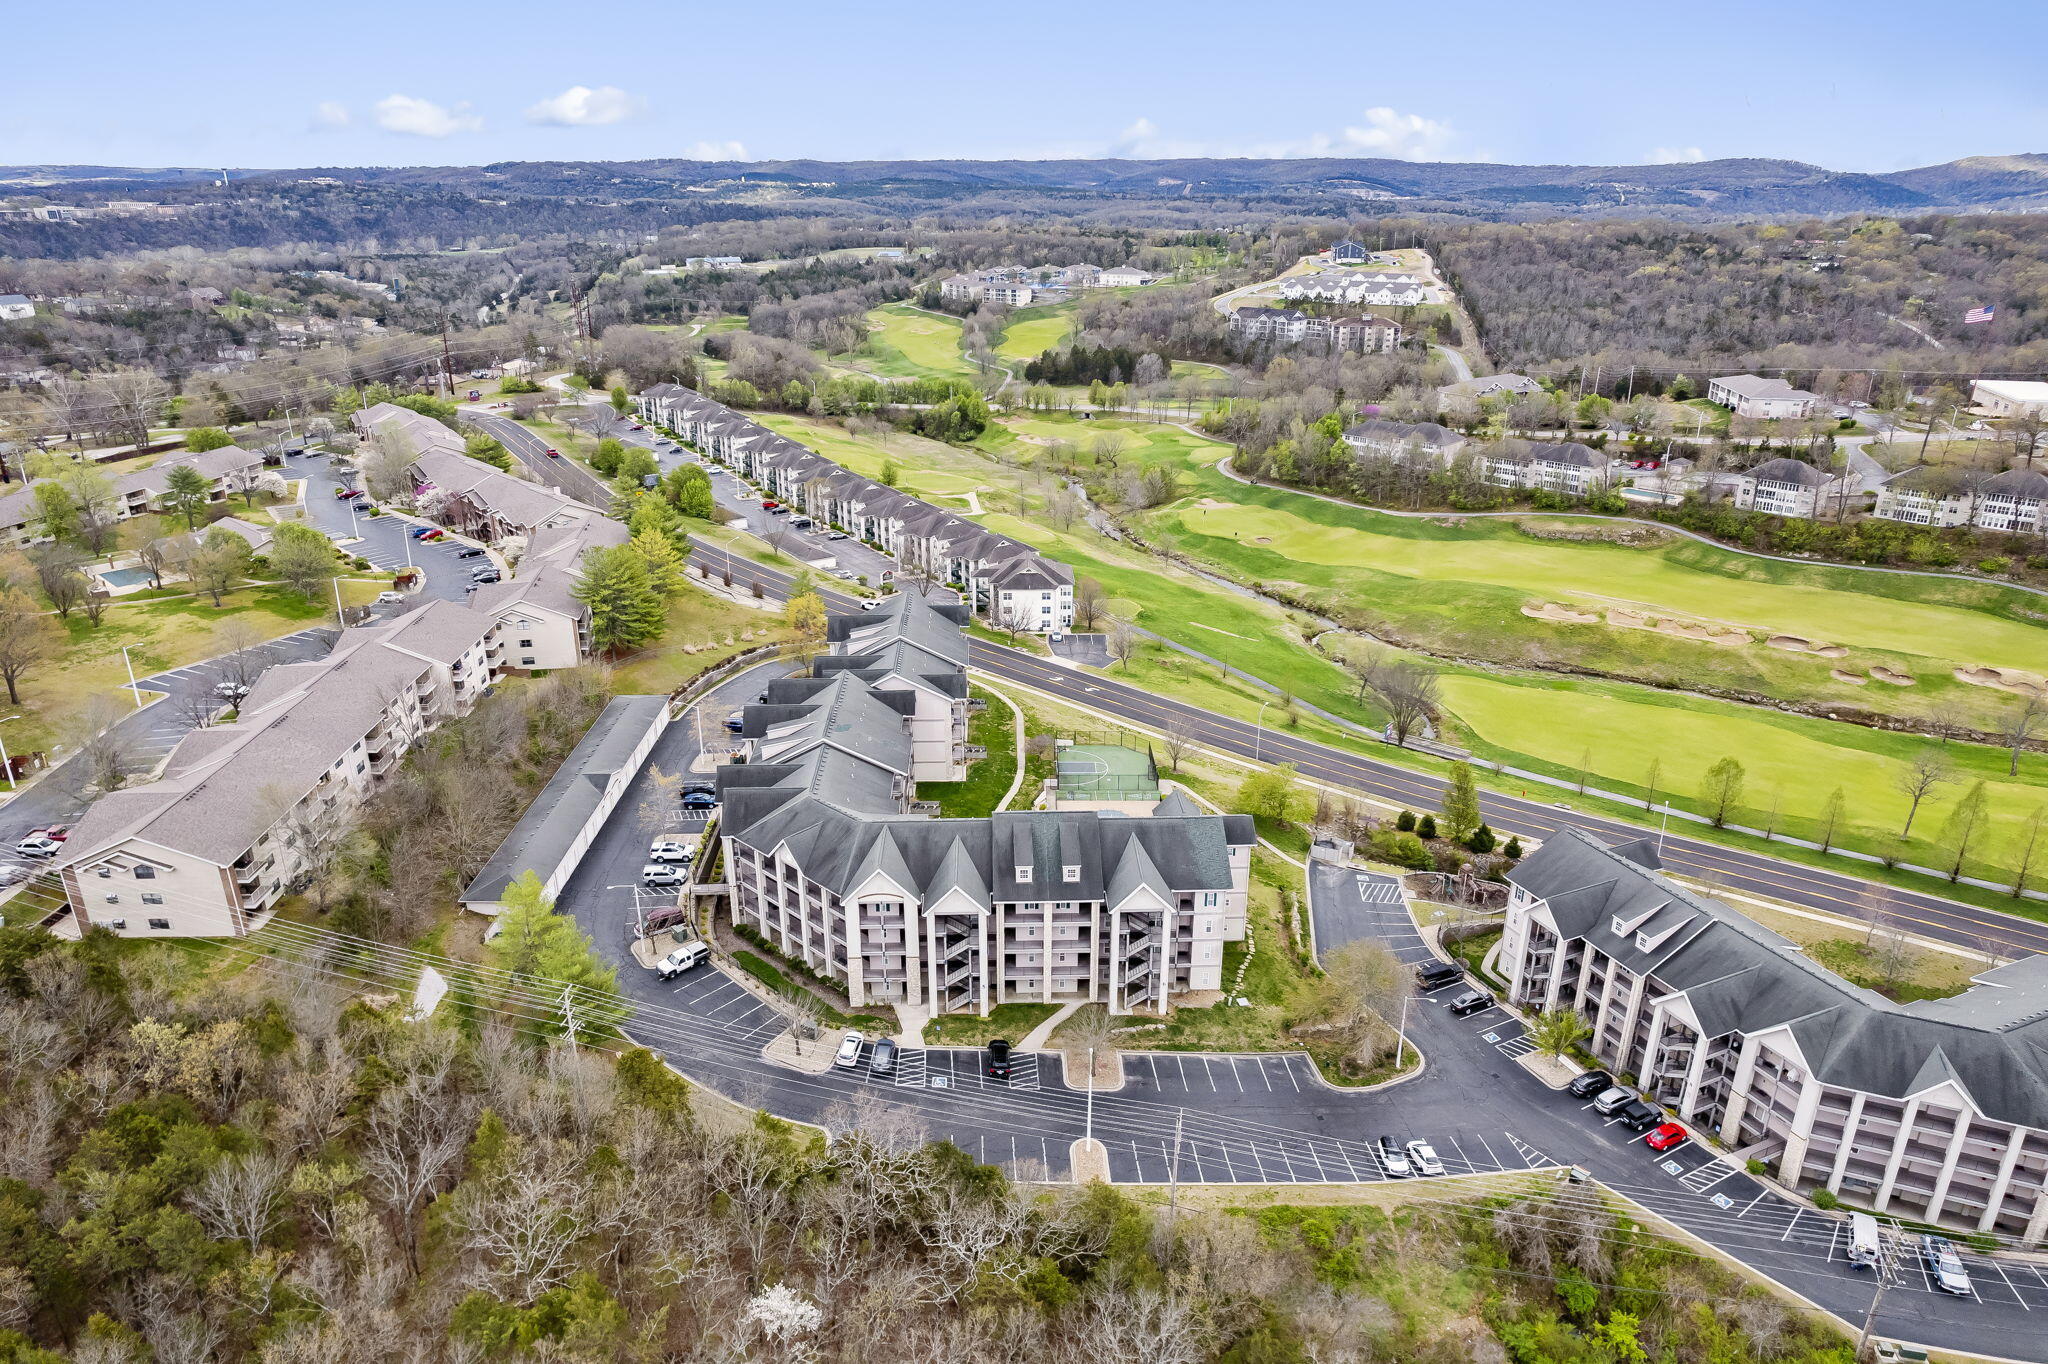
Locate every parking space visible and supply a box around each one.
[1049,634,1110,668]
[1119,1049,1316,1097]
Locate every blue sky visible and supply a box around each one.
[7,0,2043,172]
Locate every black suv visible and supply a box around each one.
[1416,961,1464,990]
[1615,1100,1663,1132]
[984,1039,1013,1080]
[1565,1071,1613,1100]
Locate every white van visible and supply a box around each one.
[1847,1212,1883,1270]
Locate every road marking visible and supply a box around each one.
[1248,1141,1270,1182]
[1990,1258,2028,1308]
[1736,1191,1769,1218]
[1782,1210,1803,1242]
[1474,1133,1501,1169]
[1255,1057,1274,1091]
[1306,1142,1329,1182]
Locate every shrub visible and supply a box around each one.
[1811,1188,1840,1211]
[1978,556,2011,574]
[1503,836,1523,859]
[1745,1158,1769,1176]
[1466,824,1497,854]
[1395,810,1416,832]
[1416,814,1438,839]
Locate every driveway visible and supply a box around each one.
[289,448,494,603]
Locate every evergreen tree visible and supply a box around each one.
[573,544,666,654]
[161,463,214,530]
[1441,762,1482,843]
[183,426,233,452]
[485,871,625,1043]
[631,528,688,598]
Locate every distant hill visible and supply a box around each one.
[0,151,2039,220]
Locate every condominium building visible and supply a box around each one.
[715,596,1253,1014]
[53,602,501,938]
[0,443,266,545]
[1874,466,2048,534]
[1481,440,1610,496]
[1277,271,1426,306]
[1230,307,1402,354]
[1341,419,1467,463]
[1501,828,2048,1243]
[636,384,1073,632]
[1707,375,1823,421]
[1731,458,1858,520]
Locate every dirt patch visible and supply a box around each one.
[1955,665,2047,696]
[1831,669,1867,686]
[1870,666,1916,686]
[1521,601,1599,625]
[1766,634,1848,658]
[1253,536,1273,544]
[1514,517,1676,547]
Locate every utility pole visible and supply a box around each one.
[439,320,456,397]
[1854,1236,1897,1360]
[560,984,581,1055]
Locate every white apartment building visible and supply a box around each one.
[54,602,501,938]
[1482,440,1610,496]
[1342,419,1467,463]
[1502,829,2048,1244]
[1707,375,1823,421]
[1875,466,2048,534]
[1230,307,1402,354]
[716,602,1252,1014]
[0,443,266,545]
[1277,271,1426,306]
[1731,458,1857,520]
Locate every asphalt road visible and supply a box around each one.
[678,536,2048,963]
[467,410,612,506]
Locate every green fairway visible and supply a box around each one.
[750,412,985,503]
[995,304,1076,361]
[1439,671,2048,882]
[858,303,977,379]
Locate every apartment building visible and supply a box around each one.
[1731,457,1858,520]
[470,514,631,669]
[1276,271,1426,306]
[1342,418,1467,463]
[1970,380,2048,420]
[715,597,1253,1014]
[0,443,265,545]
[54,602,500,938]
[815,597,972,781]
[1481,440,1610,496]
[1707,375,1823,421]
[636,384,1074,632]
[1874,466,2048,534]
[1231,307,1402,354]
[1501,829,2048,1244]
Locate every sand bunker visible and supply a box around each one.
[1193,497,1234,510]
[1522,601,1599,625]
[1870,666,1915,686]
[1830,669,1867,685]
[1767,635,1849,659]
[1254,536,1273,544]
[1955,666,2047,696]
[1589,606,1745,645]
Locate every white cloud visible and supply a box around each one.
[681,140,749,161]
[311,101,350,129]
[1648,145,1707,164]
[1106,107,1461,161]
[373,94,483,138]
[524,85,646,127]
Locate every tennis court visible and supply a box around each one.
[1055,743,1160,800]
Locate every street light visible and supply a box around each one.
[1252,698,1274,763]
[0,714,20,792]
[119,645,143,709]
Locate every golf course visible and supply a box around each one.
[858,303,978,380]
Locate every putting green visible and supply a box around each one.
[1441,673,2048,869]
[996,307,1075,361]
[861,304,976,379]
[1173,501,2048,674]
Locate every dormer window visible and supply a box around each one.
[1015,866,1031,883]
[1062,865,1081,883]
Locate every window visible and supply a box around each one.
[519,639,534,648]
[1200,892,1219,908]
[105,919,126,931]
[96,867,112,879]
[142,893,163,906]
[104,894,120,904]
[1062,865,1080,883]
[148,918,171,931]
[133,865,156,879]
[1015,866,1031,883]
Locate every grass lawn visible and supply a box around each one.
[994,303,1076,362]
[924,1001,1058,1047]
[1436,669,2048,884]
[857,303,977,380]
[915,685,1017,817]
[730,950,891,1032]
[608,580,792,695]
[749,413,986,505]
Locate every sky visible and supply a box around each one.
[6,0,2045,174]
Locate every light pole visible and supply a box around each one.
[1085,1045,1096,1151]
[119,645,143,709]
[0,714,20,792]
[1252,698,1274,763]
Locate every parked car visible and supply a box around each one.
[455,547,486,559]
[1919,1235,1972,1296]
[419,529,444,541]
[1565,1071,1613,1100]
[761,500,779,510]
[14,835,61,859]
[723,716,746,733]
[1416,960,1464,990]
[1375,1136,1412,1178]
[648,840,695,863]
[1447,988,1494,1017]
[332,487,357,499]
[679,792,719,811]
[870,1037,899,1076]
[214,680,249,699]
[835,1034,865,1070]
[376,591,407,605]
[767,505,790,515]
[1591,1087,1635,1116]
[984,1039,1013,1080]
[859,599,882,611]
[641,864,687,887]
[1643,1123,1689,1152]
[470,569,502,585]
[1615,1100,1663,1132]
[791,517,814,529]
[408,526,436,539]
[1404,1140,1446,1176]
[655,942,709,979]
[681,783,716,798]
[826,531,848,540]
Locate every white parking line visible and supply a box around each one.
[1736,1191,1769,1218]
[1201,1056,1218,1092]
[1783,1210,1804,1242]
[1247,1141,1270,1182]
[1991,1258,2028,1308]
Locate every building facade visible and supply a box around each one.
[1708,375,1823,420]
[1731,458,1856,519]
[1481,440,1610,496]
[1231,307,1402,354]
[1971,380,2048,420]
[1874,466,2048,534]
[1501,829,2048,1243]
[715,597,1253,1014]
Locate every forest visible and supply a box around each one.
[0,924,1857,1364]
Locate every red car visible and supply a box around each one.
[1643,1123,1688,1152]
[420,529,444,541]
[29,825,70,842]
[761,499,778,510]
[545,448,562,459]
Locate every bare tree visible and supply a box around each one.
[360,1045,476,1272]
[2003,692,2044,777]
[1161,716,1197,775]
[1370,661,1440,747]
[1072,576,1108,633]
[0,588,61,705]
[1894,749,1954,837]
[188,1150,290,1253]
[1106,620,1141,672]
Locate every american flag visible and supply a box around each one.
[1965,303,1996,325]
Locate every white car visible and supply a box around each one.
[214,680,250,699]
[648,840,695,864]
[376,590,407,604]
[834,1033,865,1070]
[1404,1140,1446,1176]
[14,836,61,859]
[641,864,687,887]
